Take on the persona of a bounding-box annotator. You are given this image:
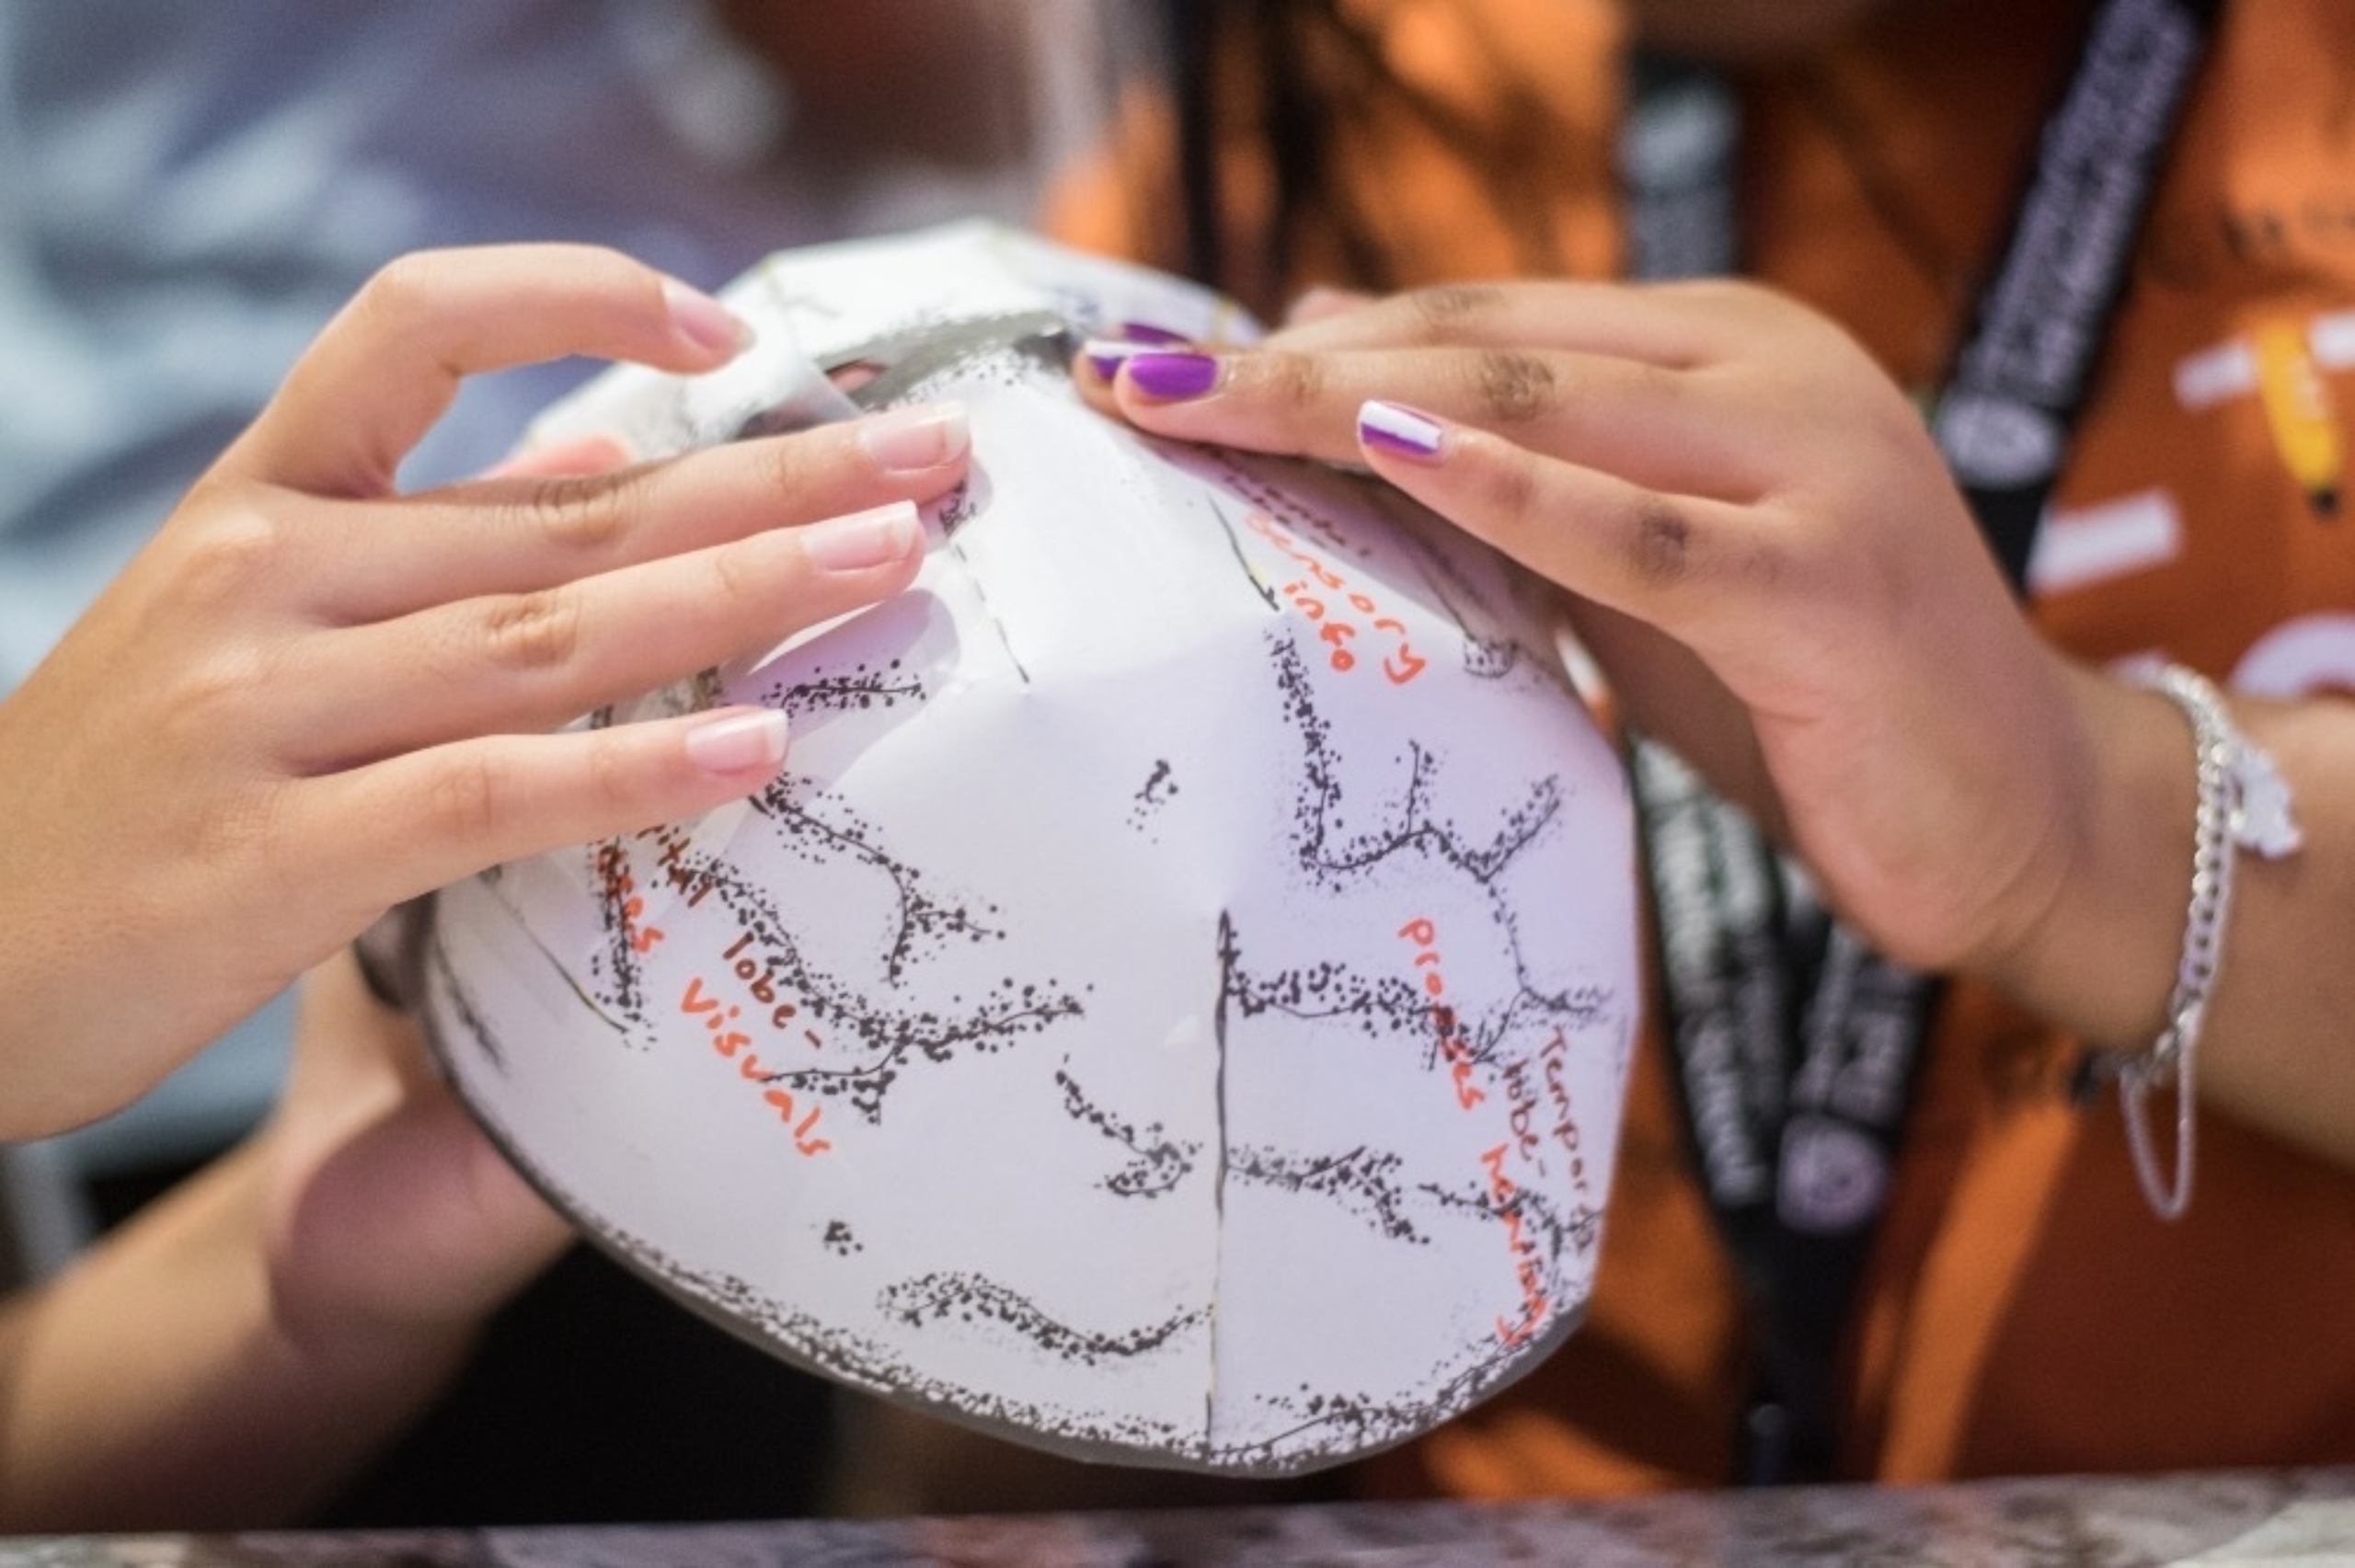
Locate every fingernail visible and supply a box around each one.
[1124,351,1223,401]
[1118,320,1190,346]
[1083,322,1196,381]
[685,709,789,775]
[857,402,969,473]
[661,276,755,358]
[1081,338,1144,381]
[799,499,921,571]
[1359,399,1447,462]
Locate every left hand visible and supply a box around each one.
[1083,280,2099,979]
[0,951,573,1532]
[259,950,571,1370]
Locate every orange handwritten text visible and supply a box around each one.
[595,843,666,956]
[1397,918,1484,1109]
[1481,1143,1553,1346]
[681,973,832,1156]
[1246,509,1427,684]
[1402,916,1552,1346]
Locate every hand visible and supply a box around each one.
[259,950,569,1378]
[1083,280,2098,982]
[0,244,969,1138]
[0,953,578,1530]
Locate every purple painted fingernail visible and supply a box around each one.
[1081,338,1142,381]
[1359,399,1447,461]
[1125,351,1223,401]
[1083,323,1192,377]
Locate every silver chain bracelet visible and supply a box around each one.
[2078,663,2303,1220]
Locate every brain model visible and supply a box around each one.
[419,223,1638,1473]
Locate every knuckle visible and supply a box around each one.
[708,535,766,607]
[1469,349,1558,426]
[1258,350,1329,413]
[584,728,639,815]
[422,750,506,841]
[351,250,454,336]
[174,505,288,603]
[514,468,643,556]
[160,646,272,761]
[1630,498,1695,587]
[751,432,812,498]
[177,646,267,721]
[1405,283,1506,339]
[482,587,583,671]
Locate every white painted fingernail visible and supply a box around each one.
[1359,399,1447,462]
[857,403,970,474]
[685,709,789,775]
[799,500,921,571]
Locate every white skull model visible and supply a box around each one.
[419,223,1639,1473]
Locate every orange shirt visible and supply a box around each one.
[1053,0,2355,1492]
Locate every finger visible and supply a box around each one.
[221,245,753,496]
[1261,277,1752,361]
[278,500,925,766]
[1351,398,1774,652]
[481,434,635,480]
[1281,283,1381,326]
[297,404,968,624]
[1100,344,1772,499]
[288,703,804,927]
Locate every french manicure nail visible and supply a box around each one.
[1124,351,1223,401]
[1359,399,1447,461]
[799,499,921,571]
[661,276,755,358]
[685,709,789,774]
[858,402,970,473]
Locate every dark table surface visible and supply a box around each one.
[5,1466,2352,1565]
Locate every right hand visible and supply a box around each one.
[0,244,970,1138]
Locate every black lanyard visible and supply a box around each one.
[1623,0,2220,1484]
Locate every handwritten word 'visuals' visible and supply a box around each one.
[1245,510,1428,685]
[601,830,833,1158]
[682,975,833,1155]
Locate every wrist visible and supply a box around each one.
[1970,659,2201,1049]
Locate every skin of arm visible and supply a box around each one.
[0,954,566,1530]
[1080,279,2355,1169]
[0,243,971,1139]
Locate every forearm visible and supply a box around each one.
[1982,662,2355,1168]
[0,1139,472,1531]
